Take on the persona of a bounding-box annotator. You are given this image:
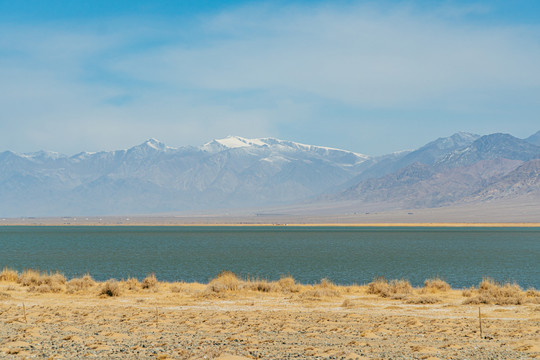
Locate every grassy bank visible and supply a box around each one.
[1,268,539,306]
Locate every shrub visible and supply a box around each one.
[300,278,341,299]
[367,277,412,298]
[0,268,18,282]
[462,286,475,297]
[142,273,159,291]
[207,271,241,292]
[100,280,120,297]
[423,277,451,293]
[18,269,66,293]
[463,277,524,305]
[278,276,300,293]
[18,269,41,286]
[124,277,140,291]
[66,274,96,293]
[246,279,277,292]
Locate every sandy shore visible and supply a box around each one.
[2,219,540,227]
[1,273,539,360]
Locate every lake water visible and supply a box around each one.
[0,226,538,289]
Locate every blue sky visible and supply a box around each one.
[1,0,539,155]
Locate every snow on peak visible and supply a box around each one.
[144,138,165,149]
[137,138,177,152]
[201,136,369,162]
[213,136,265,148]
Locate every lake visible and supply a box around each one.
[0,226,538,288]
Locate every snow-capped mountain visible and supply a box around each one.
[0,136,369,216]
[1,131,539,217]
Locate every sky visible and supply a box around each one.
[1,0,539,156]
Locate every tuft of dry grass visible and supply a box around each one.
[341,298,356,308]
[142,273,159,291]
[300,278,341,299]
[123,277,140,291]
[406,295,441,304]
[170,281,187,293]
[278,276,301,293]
[367,277,413,298]
[463,277,524,305]
[207,271,241,292]
[462,286,475,297]
[18,269,66,293]
[66,274,96,293]
[245,277,278,293]
[99,280,120,297]
[422,277,451,293]
[0,268,18,282]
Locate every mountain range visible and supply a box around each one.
[1,130,539,217]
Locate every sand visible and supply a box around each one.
[1,278,539,359]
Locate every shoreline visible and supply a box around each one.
[2,221,540,227]
[1,270,539,359]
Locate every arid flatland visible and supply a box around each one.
[1,270,539,359]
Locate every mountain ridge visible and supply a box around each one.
[1,131,539,217]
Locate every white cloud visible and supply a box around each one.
[0,3,539,155]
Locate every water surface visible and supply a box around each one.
[0,226,538,288]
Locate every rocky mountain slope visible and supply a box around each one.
[0,136,369,216]
[1,131,539,217]
[332,133,540,211]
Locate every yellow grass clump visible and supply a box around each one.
[123,277,141,291]
[278,276,301,293]
[422,277,451,293]
[300,278,341,299]
[66,274,96,293]
[367,277,413,299]
[142,273,159,291]
[0,267,18,282]
[245,277,278,293]
[207,271,241,292]
[406,295,441,304]
[463,277,524,305]
[17,269,66,293]
[99,280,120,297]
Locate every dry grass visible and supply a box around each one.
[341,298,356,308]
[66,274,96,293]
[406,295,441,304]
[245,277,278,293]
[300,278,341,299]
[2,267,539,306]
[17,269,66,293]
[277,276,301,293]
[142,273,159,291]
[367,277,413,299]
[207,271,241,292]
[422,277,451,293]
[0,268,18,282]
[99,280,120,297]
[170,281,187,293]
[463,277,524,305]
[123,277,140,291]
[462,286,475,297]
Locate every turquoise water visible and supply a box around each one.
[0,226,538,288]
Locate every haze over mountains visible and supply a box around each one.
[1,131,539,217]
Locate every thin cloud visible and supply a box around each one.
[0,2,539,155]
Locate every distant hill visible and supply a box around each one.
[525,130,540,146]
[0,136,369,216]
[330,131,540,211]
[1,130,539,217]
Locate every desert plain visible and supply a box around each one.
[1,269,539,360]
